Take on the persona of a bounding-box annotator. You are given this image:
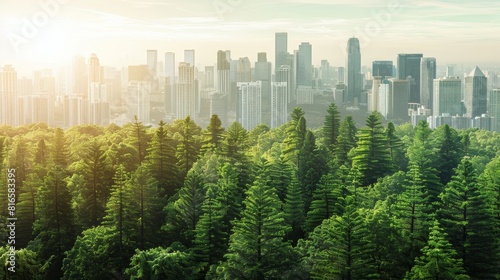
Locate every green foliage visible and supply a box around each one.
[305,173,343,233]
[30,166,75,280]
[438,157,500,278]
[175,116,201,181]
[406,220,469,280]
[351,112,392,186]
[216,177,298,279]
[62,226,120,279]
[323,102,341,150]
[201,114,225,154]
[386,121,408,171]
[146,120,178,197]
[221,122,252,188]
[430,124,464,186]
[334,116,357,167]
[283,175,305,245]
[126,246,198,280]
[193,186,228,274]
[0,247,43,280]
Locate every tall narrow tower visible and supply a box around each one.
[275,32,288,68]
[420,57,436,112]
[346,38,362,104]
[464,66,487,118]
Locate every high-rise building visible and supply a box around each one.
[184,49,195,66]
[176,62,195,119]
[271,82,287,128]
[389,79,410,121]
[147,50,158,79]
[297,42,312,87]
[378,80,390,118]
[337,67,346,83]
[464,66,487,118]
[88,54,102,84]
[165,52,176,115]
[296,86,314,105]
[275,32,288,68]
[0,65,18,126]
[64,95,89,127]
[372,61,393,80]
[237,57,252,82]
[237,81,262,131]
[490,89,500,132]
[370,76,382,112]
[346,38,362,104]
[420,57,436,112]
[433,77,462,117]
[72,55,88,96]
[217,50,231,95]
[204,66,214,88]
[397,53,423,103]
[275,65,292,102]
[446,65,456,77]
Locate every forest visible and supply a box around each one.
[1,103,500,279]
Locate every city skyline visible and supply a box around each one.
[2,0,500,76]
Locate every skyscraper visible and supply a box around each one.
[237,81,262,131]
[346,38,362,104]
[147,50,158,78]
[184,49,195,66]
[490,89,500,132]
[275,32,288,68]
[397,53,423,103]
[72,55,88,96]
[164,52,175,115]
[271,82,287,128]
[237,57,252,82]
[464,67,487,118]
[297,42,312,87]
[176,62,195,119]
[372,61,393,80]
[0,65,18,125]
[217,50,231,95]
[420,57,436,112]
[433,77,462,117]
[275,65,292,102]
[389,79,410,121]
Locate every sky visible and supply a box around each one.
[1,0,500,76]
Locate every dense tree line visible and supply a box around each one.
[1,106,500,279]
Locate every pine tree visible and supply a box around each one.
[62,226,120,280]
[406,220,469,280]
[103,165,138,277]
[334,116,357,167]
[131,115,149,165]
[323,102,341,150]
[129,164,162,249]
[193,185,228,274]
[176,115,201,180]
[305,173,342,233]
[146,120,178,197]
[169,168,206,245]
[283,175,305,245]
[30,166,75,279]
[407,120,442,206]
[303,196,376,279]
[77,138,113,229]
[221,122,251,188]
[386,121,407,171]
[51,127,68,167]
[215,163,243,231]
[351,112,392,186]
[394,164,432,271]
[15,174,41,248]
[201,114,225,154]
[431,124,464,186]
[217,177,298,279]
[438,157,500,278]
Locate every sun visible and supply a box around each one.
[28,25,73,63]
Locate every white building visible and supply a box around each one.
[271,82,288,128]
[237,81,262,131]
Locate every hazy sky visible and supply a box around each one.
[1,0,500,76]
